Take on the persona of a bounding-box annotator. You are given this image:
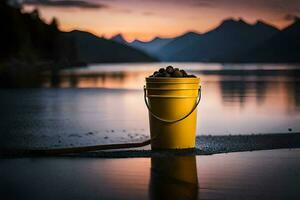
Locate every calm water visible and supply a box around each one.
[1,63,300,148]
[1,149,300,200]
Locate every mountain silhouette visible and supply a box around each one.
[128,37,173,57]
[2,0,299,65]
[0,1,155,64]
[160,19,279,61]
[112,34,174,58]
[156,32,201,60]
[65,31,157,63]
[0,1,77,63]
[111,34,128,44]
[240,19,300,62]
[123,18,295,62]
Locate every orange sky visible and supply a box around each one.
[22,0,300,42]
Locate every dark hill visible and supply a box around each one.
[0,1,76,63]
[169,19,279,62]
[64,31,157,63]
[128,37,173,57]
[240,19,300,62]
[0,0,156,64]
[111,34,128,44]
[156,32,202,60]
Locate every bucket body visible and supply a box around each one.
[145,77,200,150]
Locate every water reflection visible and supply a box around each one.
[149,156,198,200]
[219,80,249,106]
[1,150,299,200]
[219,80,270,107]
[45,71,138,89]
[42,64,300,112]
[218,79,300,111]
[286,80,300,111]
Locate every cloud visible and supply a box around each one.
[171,0,300,13]
[22,0,108,9]
[142,11,154,16]
[284,14,300,21]
[192,0,213,7]
[113,8,132,13]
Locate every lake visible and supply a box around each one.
[1,63,300,149]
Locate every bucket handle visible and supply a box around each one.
[144,85,201,123]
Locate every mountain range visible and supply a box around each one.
[239,19,300,62]
[64,31,156,63]
[128,37,174,56]
[112,18,300,63]
[0,1,156,64]
[2,0,299,64]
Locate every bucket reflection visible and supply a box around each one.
[149,156,198,200]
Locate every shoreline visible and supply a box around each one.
[1,133,299,158]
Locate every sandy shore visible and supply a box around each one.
[1,133,299,158]
[77,132,300,158]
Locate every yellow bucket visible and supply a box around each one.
[144,77,201,150]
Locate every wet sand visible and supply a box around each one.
[75,132,300,158]
[1,149,300,200]
[1,133,300,158]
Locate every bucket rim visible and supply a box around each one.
[146,95,198,98]
[146,77,200,83]
[145,88,199,90]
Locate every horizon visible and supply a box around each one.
[26,14,300,43]
[16,0,300,42]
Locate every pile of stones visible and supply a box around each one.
[149,66,196,78]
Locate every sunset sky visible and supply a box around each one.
[19,0,300,41]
